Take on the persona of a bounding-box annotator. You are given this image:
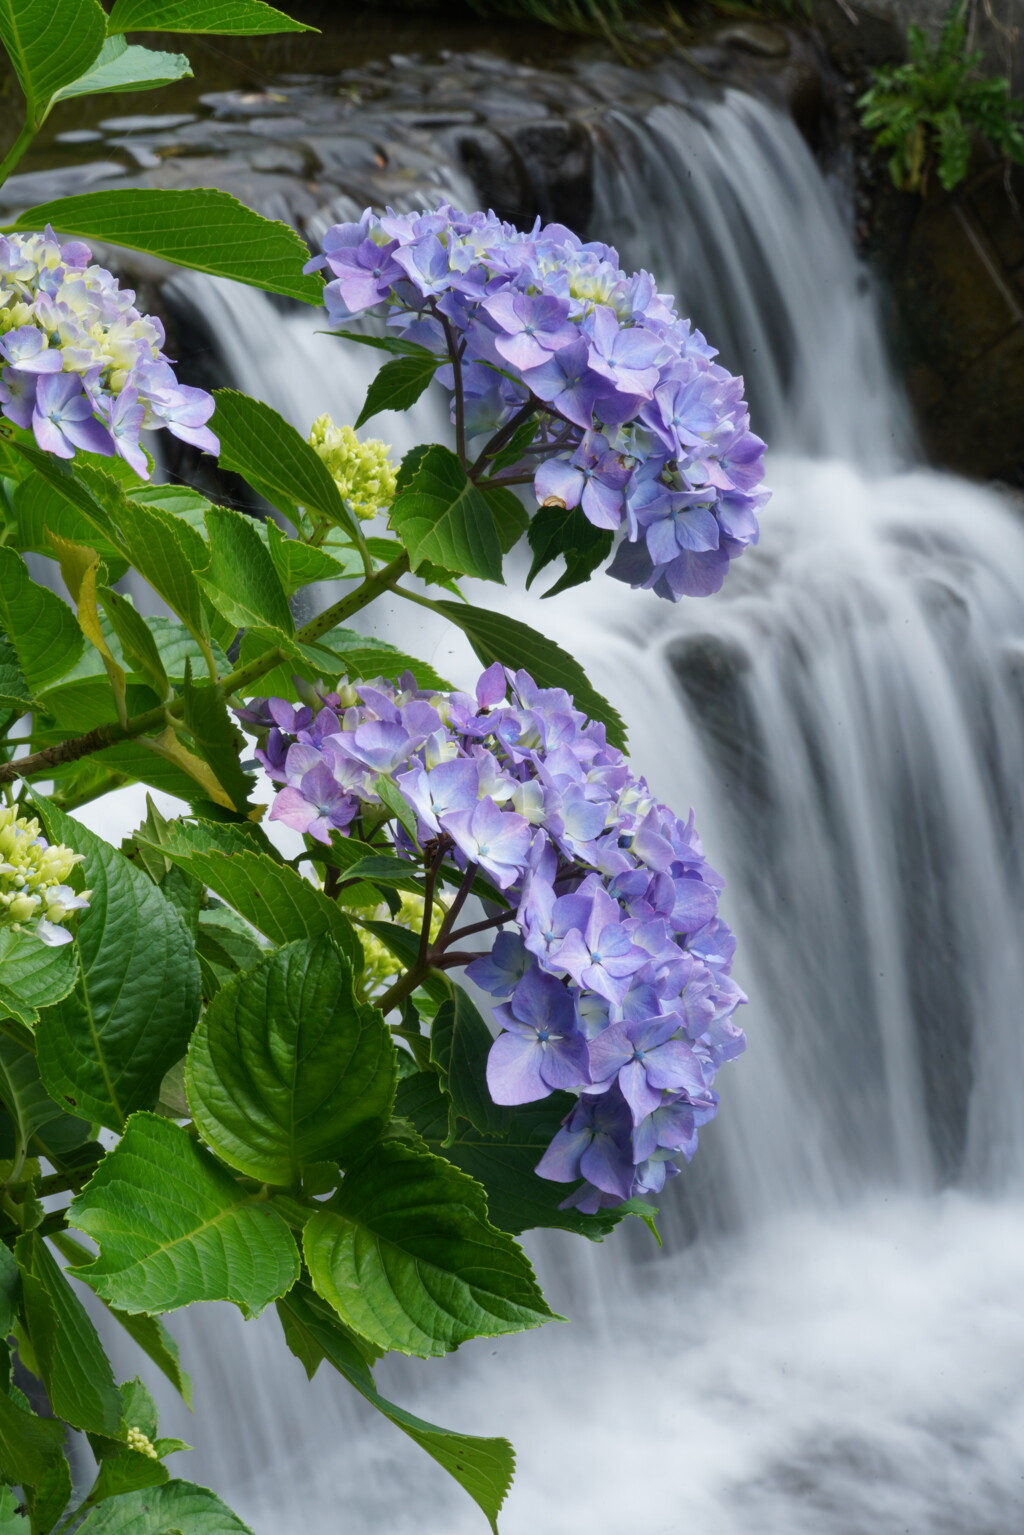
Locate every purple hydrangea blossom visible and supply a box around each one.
[0,228,217,476]
[245,665,746,1211]
[307,204,769,602]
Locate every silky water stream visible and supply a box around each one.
[84,90,1024,1533]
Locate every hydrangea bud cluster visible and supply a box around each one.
[0,805,90,947]
[125,1427,158,1461]
[242,667,745,1211]
[358,892,440,998]
[0,228,217,478]
[307,203,768,602]
[308,414,398,521]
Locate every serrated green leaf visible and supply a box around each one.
[526,502,613,597]
[15,1230,122,1437]
[0,928,78,1027]
[279,1285,514,1534]
[181,664,254,813]
[11,469,127,577]
[6,191,322,307]
[211,390,357,536]
[140,823,362,969]
[355,353,441,429]
[69,1113,299,1317]
[0,632,30,713]
[432,600,627,750]
[76,1478,255,1534]
[0,0,106,125]
[0,546,82,694]
[304,1139,556,1358]
[397,1072,649,1241]
[108,0,312,35]
[266,522,348,595]
[0,1243,19,1338]
[0,1034,77,1166]
[97,588,168,699]
[51,35,190,104]
[430,985,510,1140]
[389,446,503,583]
[480,483,528,556]
[198,506,294,636]
[0,1386,66,1490]
[330,330,436,358]
[186,936,396,1185]
[32,799,201,1132]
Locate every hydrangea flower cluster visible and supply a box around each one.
[243,667,745,1211]
[0,228,217,478]
[308,414,398,521]
[0,804,90,947]
[308,204,768,601]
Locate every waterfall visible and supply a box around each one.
[91,89,1024,1534]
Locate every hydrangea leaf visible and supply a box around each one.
[0,546,83,694]
[53,1233,194,1407]
[0,1034,76,1159]
[0,0,106,125]
[0,1386,67,1490]
[432,598,627,750]
[480,483,529,556]
[526,502,614,597]
[74,1479,255,1534]
[185,936,396,1185]
[0,929,79,1026]
[33,800,201,1132]
[0,1242,20,1338]
[138,821,363,971]
[14,1230,122,1437]
[0,633,30,713]
[430,985,511,1140]
[97,587,169,699]
[211,390,358,537]
[6,190,322,307]
[12,466,128,575]
[278,1285,514,1535]
[107,0,312,35]
[355,353,442,429]
[303,1139,557,1358]
[237,626,452,702]
[51,36,191,104]
[389,446,504,583]
[181,664,256,814]
[69,1113,299,1317]
[265,522,349,595]
[197,506,294,636]
[397,1071,636,1241]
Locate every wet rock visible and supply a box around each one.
[711,22,791,60]
[507,118,593,232]
[442,124,531,226]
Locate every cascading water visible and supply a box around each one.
[91,87,1024,1534]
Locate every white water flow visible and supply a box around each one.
[104,91,1024,1531]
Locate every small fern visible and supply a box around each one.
[858,1,1024,194]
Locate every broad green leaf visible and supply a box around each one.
[480,483,529,556]
[144,823,362,968]
[330,331,436,358]
[54,1233,194,1406]
[70,1112,299,1317]
[0,633,30,713]
[23,1448,72,1533]
[303,1139,556,1358]
[279,1285,514,1535]
[108,0,312,35]
[198,506,294,635]
[0,1386,66,1489]
[0,1243,19,1337]
[0,546,82,693]
[11,466,127,575]
[51,36,191,104]
[145,618,230,683]
[6,191,322,307]
[98,588,168,699]
[0,1034,74,1160]
[525,502,612,597]
[430,985,510,1140]
[355,353,441,429]
[15,1230,122,1437]
[186,936,395,1185]
[0,0,106,125]
[397,1072,637,1241]
[266,522,348,595]
[76,1479,255,1534]
[432,599,627,751]
[389,446,503,583]
[33,800,201,1131]
[211,390,358,539]
[0,928,78,1027]
[181,665,255,813]
[85,1447,168,1508]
